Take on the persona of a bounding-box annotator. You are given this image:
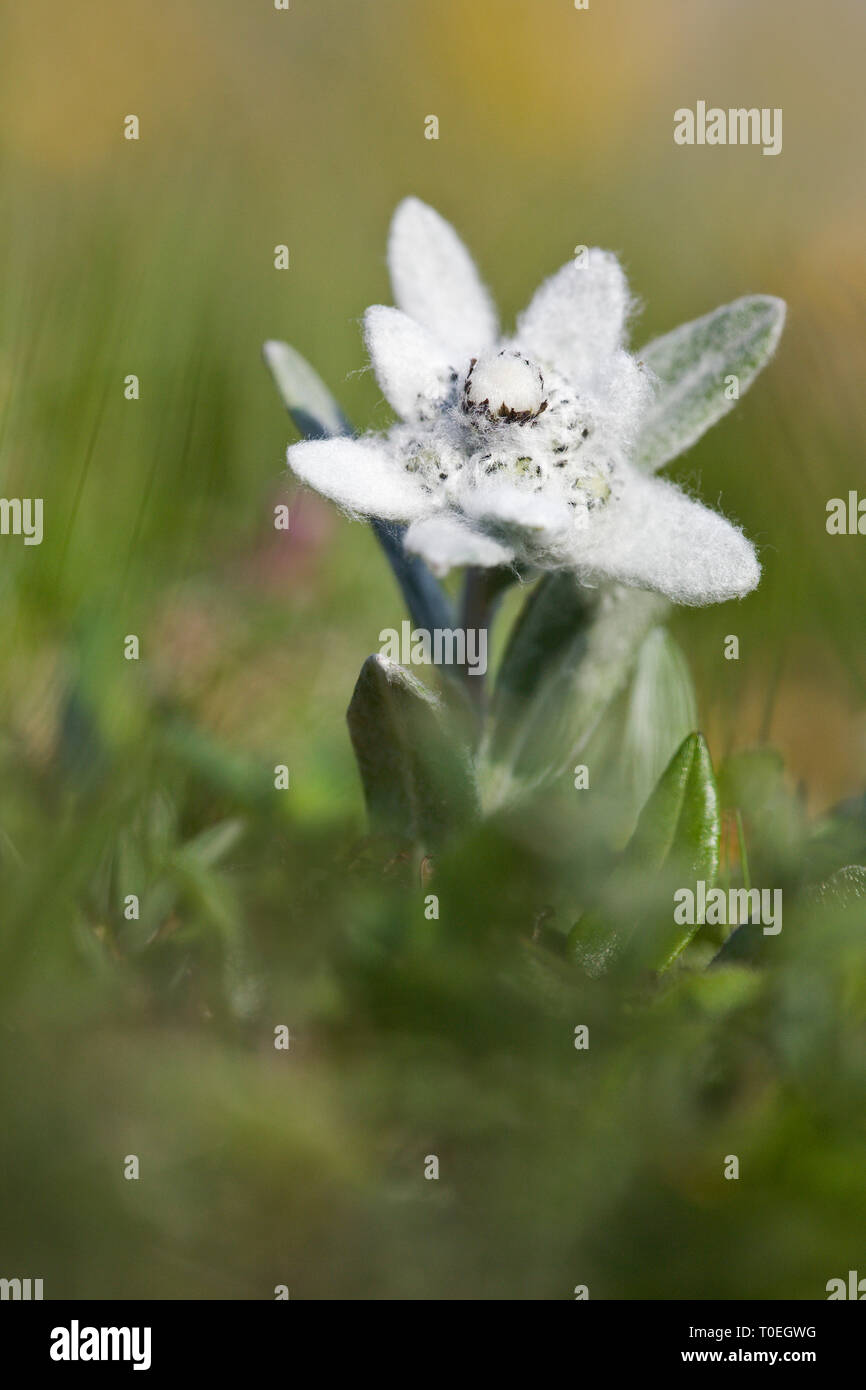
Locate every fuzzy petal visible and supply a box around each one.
[591,349,654,449]
[463,483,572,542]
[404,514,515,576]
[288,437,431,522]
[388,198,498,361]
[572,470,760,605]
[515,249,631,384]
[364,306,456,421]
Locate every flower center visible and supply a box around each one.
[462,350,546,423]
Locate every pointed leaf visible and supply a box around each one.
[481,577,668,807]
[635,295,785,473]
[347,655,477,847]
[181,819,245,869]
[263,340,351,440]
[614,628,698,840]
[568,733,720,974]
[490,573,597,724]
[626,732,720,879]
[263,340,455,634]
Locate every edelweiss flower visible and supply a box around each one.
[287,199,782,605]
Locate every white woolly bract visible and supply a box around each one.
[283,199,780,608]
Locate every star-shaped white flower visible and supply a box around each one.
[286,199,784,605]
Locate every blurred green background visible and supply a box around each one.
[1,0,865,1299]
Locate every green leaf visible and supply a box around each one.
[347,655,478,848]
[481,577,668,808]
[625,731,720,881]
[489,573,597,720]
[634,295,786,473]
[181,819,245,869]
[613,628,698,841]
[568,733,720,975]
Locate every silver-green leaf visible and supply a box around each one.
[615,628,699,837]
[262,339,351,440]
[480,578,668,809]
[635,295,786,474]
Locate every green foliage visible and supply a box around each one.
[568,733,720,977]
[346,654,478,848]
[627,732,720,881]
[482,577,668,805]
[615,627,699,837]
